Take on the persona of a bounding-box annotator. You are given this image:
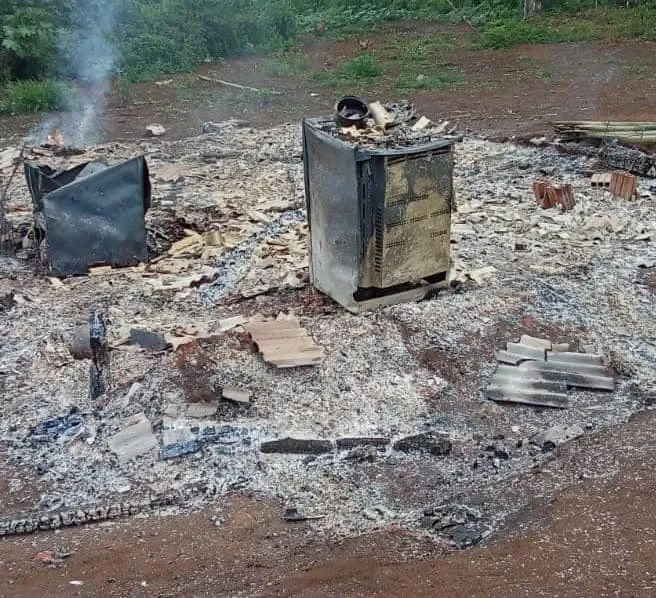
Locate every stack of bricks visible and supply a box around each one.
[609,171,638,201]
[532,180,576,211]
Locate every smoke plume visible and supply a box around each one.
[29,0,122,147]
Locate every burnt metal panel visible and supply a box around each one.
[303,118,455,312]
[25,156,151,276]
[303,119,361,311]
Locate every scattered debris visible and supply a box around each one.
[218,315,248,332]
[393,432,452,456]
[609,171,638,200]
[221,386,251,405]
[487,338,615,408]
[2,118,655,545]
[369,101,393,129]
[0,291,16,313]
[468,266,497,286]
[67,324,91,359]
[531,423,585,451]
[344,445,378,462]
[282,506,324,522]
[321,100,457,149]
[159,424,245,460]
[422,504,490,548]
[129,329,168,352]
[30,413,85,443]
[532,180,575,210]
[160,439,202,460]
[108,413,158,463]
[146,124,166,137]
[335,437,390,450]
[198,75,281,95]
[519,334,552,350]
[260,438,333,455]
[599,144,656,177]
[35,551,57,564]
[590,172,612,188]
[363,505,395,521]
[247,316,325,368]
[412,115,432,132]
[186,402,218,418]
[175,340,216,403]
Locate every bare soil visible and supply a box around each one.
[1,24,655,143]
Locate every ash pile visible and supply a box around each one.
[317,96,459,149]
[2,114,656,546]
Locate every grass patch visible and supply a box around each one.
[264,51,310,77]
[314,52,382,86]
[480,7,656,49]
[396,70,463,90]
[297,3,449,37]
[0,79,70,114]
[384,34,458,64]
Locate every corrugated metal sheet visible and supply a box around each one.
[486,337,615,408]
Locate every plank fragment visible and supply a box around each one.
[247,316,325,367]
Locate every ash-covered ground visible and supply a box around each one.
[1,122,655,544]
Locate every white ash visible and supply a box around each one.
[1,125,656,539]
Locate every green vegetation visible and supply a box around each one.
[0,79,70,114]
[383,35,458,65]
[315,53,382,86]
[1,0,655,113]
[480,7,656,49]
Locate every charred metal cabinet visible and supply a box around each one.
[302,118,455,313]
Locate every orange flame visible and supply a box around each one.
[45,129,65,147]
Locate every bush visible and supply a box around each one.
[1,7,57,79]
[316,52,382,86]
[0,79,70,114]
[481,19,557,48]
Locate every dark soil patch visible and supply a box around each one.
[174,340,217,403]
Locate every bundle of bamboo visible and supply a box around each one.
[554,121,656,145]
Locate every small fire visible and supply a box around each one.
[45,129,65,147]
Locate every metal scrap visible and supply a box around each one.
[89,311,109,399]
[487,337,615,408]
[30,413,85,443]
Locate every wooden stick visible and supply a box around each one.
[369,101,393,129]
[198,75,281,95]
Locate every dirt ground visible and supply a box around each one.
[2,26,656,597]
[1,24,655,143]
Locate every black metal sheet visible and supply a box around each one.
[25,156,151,276]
